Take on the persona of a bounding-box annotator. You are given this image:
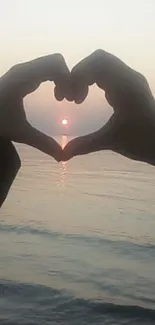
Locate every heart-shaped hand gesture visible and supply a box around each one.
[1,50,155,207]
[0,54,72,206]
[63,50,155,165]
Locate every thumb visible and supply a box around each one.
[62,115,116,161]
[17,122,63,162]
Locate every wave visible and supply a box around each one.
[0,223,60,238]
[0,222,155,251]
[0,279,155,325]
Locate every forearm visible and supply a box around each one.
[0,138,21,207]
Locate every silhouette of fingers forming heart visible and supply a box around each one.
[1,50,155,208]
[0,53,74,161]
[0,54,74,206]
[63,50,155,166]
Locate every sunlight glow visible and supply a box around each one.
[62,119,68,125]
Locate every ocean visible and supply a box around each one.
[0,136,155,325]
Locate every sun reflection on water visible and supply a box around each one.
[57,135,68,188]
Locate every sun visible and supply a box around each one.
[62,119,68,125]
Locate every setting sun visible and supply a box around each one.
[62,119,68,125]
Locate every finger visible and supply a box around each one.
[0,138,21,207]
[62,114,117,160]
[71,49,135,104]
[17,123,63,162]
[72,81,88,104]
[62,135,102,161]
[54,84,65,101]
[54,81,74,102]
[5,54,73,100]
[27,54,72,101]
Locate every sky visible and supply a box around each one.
[0,0,155,135]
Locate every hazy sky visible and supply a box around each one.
[0,0,155,135]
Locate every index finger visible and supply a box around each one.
[2,54,73,100]
[71,49,138,104]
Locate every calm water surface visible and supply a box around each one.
[0,136,155,324]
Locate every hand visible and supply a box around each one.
[0,53,72,158]
[63,50,155,166]
[0,54,72,206]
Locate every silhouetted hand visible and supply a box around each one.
[63,50,155,165]
[0,54,71,206]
